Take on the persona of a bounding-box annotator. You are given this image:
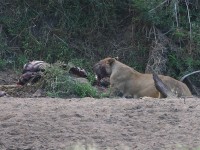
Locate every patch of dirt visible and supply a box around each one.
[0,69,43,98]
[0,97,200,150]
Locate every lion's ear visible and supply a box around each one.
[114,56,119,60]
[108,58,115,65]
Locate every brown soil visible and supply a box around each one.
[0,97,200,150]
[1,70,200,150]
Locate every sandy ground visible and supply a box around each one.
[0,97,200,150]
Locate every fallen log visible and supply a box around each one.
[152,70,176,98]
[0,84,19,89]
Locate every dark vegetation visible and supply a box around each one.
[0,0,200,97]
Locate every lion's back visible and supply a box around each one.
[159,75,192,96]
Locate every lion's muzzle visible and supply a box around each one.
[93,62,110,81]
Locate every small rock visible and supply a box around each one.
[0,91,7,97]
[32,89,45,97]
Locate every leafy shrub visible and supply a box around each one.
[44,65,100,98]
[1,0,200,80]
[73,82,99,98]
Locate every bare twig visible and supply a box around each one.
[185,0,192,54]
[145,28,169,74]
[149,0,169,12]
[53,34,68,45]
[180,70,200,82]
[44,29,51,46]
[174,0,179,27]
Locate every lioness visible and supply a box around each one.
[94,57,192,98]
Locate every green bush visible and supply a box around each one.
[44,65,101,98]
[73,82,99,98]
[1,0,200,79]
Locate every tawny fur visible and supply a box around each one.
[95,57,192,98]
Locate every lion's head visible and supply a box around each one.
[93,57,116,80]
